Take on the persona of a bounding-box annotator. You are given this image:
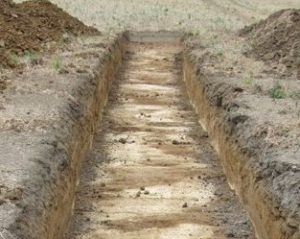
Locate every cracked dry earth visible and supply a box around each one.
[67,42,256,239]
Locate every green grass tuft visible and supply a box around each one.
[269,84,286,99]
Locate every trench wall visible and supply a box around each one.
[183,51,300,239]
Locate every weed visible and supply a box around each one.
[269,84,286,99]
[10,53,20,66]
[23,51,42,66]
[243,77,253,86]
[279,127,290,137]
[243,71,254,86]
[51,57,62,72]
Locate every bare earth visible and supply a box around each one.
[0,1,299,238]
[67,42,254,239]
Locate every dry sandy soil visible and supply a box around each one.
[0,0,299,238]
[12,0,299,108]
[40,0,299,154]
[67,41,255,239]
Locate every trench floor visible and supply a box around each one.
[67,43,255,239]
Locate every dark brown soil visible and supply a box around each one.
[0,0,99,68]
[240,9,300,78]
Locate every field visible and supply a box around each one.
[30,0,300,101]
[0,1,300,239]
[16,0,298,32]
[14,0,300,61]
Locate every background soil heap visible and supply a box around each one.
[0,0,98,68]
[240,9,300,78]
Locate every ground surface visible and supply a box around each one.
[12,0,300,151]
[0,36,115,238]
[0,0,299,238]
[8,1,300,153]
[67,42,254,239]
[22,0,299,33]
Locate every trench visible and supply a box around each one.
[65,33,256,239]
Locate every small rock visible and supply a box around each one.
[172,140,180,145]
[76,68,88,74]
[140,186,145,191]
[58,68,69,74]
[144,190,150,195]
[182,202,188,208]
[68,63,76,68]
[233,87,244,92]
[118,138,127,144]
[214,191,223,196]
[225,232,236,238]
[136,191,141,198]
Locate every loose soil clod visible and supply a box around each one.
[0,0,99,68]
[240,9,300,77]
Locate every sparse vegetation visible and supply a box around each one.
[51,57,63,72]
[269,84,286,99]
[10,53,20,66]
[0,1,300,239]
[243,72,254,86]
[23,51,42,66]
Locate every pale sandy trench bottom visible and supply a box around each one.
[67,43,255,239]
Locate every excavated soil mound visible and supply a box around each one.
[0,0,99,68]
[240,9,300,77]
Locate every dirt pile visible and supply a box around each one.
[240,9,300,77]
[0,0,99,68]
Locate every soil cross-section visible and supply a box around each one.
[67,42,255,239]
